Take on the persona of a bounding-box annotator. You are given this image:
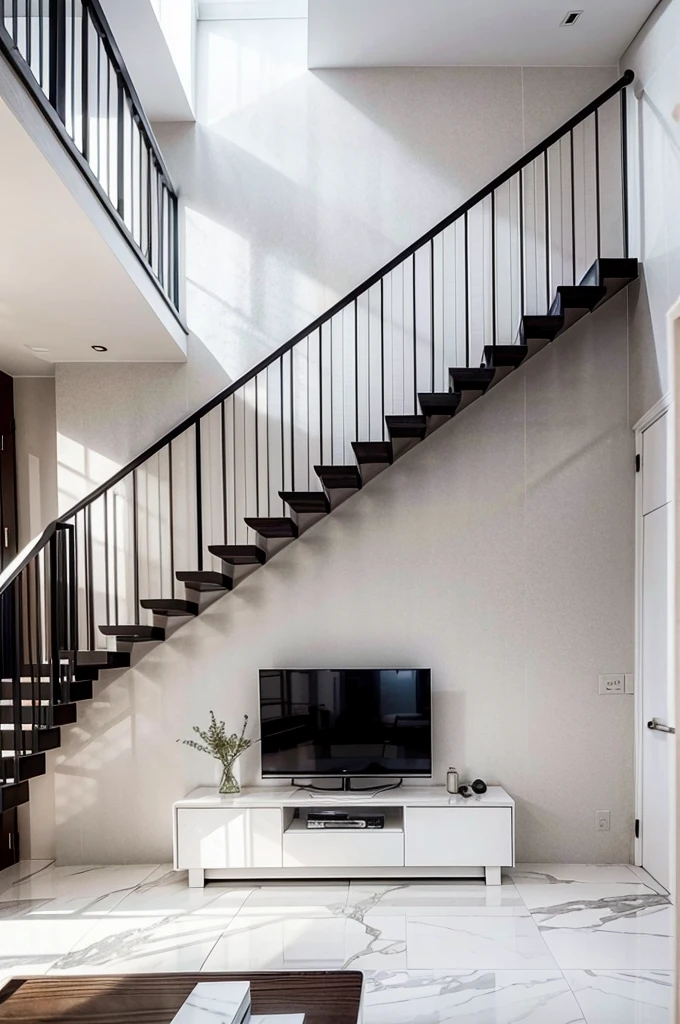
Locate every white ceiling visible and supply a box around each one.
[308,0,658,68]
[0,95,187,376]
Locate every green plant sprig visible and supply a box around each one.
[178,712,256,767]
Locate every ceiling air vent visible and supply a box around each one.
[561,10,583,25]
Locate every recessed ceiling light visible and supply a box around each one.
[91,345,108,352]
[561,10,583,25]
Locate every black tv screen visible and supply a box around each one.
[259,669,432,778]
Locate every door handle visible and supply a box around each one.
[647,718,676,734]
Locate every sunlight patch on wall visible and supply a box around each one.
[203,20,306,126]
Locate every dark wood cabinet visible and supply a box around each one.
[0,808,18,870]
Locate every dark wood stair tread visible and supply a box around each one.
[314,465,362,490]
[279,491,331,514]
[1,705,77,727]
[418,393,461,417]
[176,571,234,592]
[0,726,61,752]
[140,599,199,617]
[482,345,528,369]
[71,651,131,669]
[208,545,267,565]
[244,517,299,538]
[1,679,93,702]
[385,415,427,439]
[0,781,29,811]
[99,625,166,642]
[580,257,638,305]
[549,285,607,335]
[351,441,393,465]
[519,315,563,343]
[2,753,46,783]
[448,367,495,391]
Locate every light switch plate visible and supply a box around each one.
[599,674,625,694]
[596,810,611,832]
[625,673,635,694]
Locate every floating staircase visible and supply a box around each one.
[0,73,638,811]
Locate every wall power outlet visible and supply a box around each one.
[596,811,611,832]
[599,674,625,694]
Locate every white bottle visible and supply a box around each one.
[446,767,459,794]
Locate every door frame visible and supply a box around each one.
[633,391,671,871]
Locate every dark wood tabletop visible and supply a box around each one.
[0,972,364,1023]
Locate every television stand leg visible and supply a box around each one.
[485,866,501,886]
[188,869,205,888]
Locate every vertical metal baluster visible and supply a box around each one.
[112,492,119,623]
[544,148,551,309]
[12,577,24,756]
[220,401,227,540]
[491,191,497,346]
[594,109,601,259]
[231,397,236,541]
[194,422,203,570]
[34,554,43,717]
[279,357,285,496]
[264,369,271,516]
[519,169,525,316]
[25,566,35,732]
[290,352,295,490]
[429,238,435,392]
[104,491,109,625]
[330,320,334,459]
[38,0,44,88]
[86,504,94,647]
[11,0,17,45]
[167,443,175,597]
[412,253,417,412]
[80,2,88,160]
[621,86,629,259]
[380,279,385,441]
[26,0,32,70]
[570,128,576,284]
[69,0,75,138]
[318,327,323,470]
[48,0,66,123]
[464,212,470,367]
[255,376,260,517]
[48,534,60,723]
[132,469,139,623]
[66,522,77,665]
[96,35,101,177]
[354,300,359,443]
[306,337,310,490]
[116,75,124,218]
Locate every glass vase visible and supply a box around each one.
[219,763,240,795]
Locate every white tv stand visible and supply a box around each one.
[173,785,514,887]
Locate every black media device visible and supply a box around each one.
[259,669,432,781]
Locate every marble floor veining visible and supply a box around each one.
[0,861,672,1021]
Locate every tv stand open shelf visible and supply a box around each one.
[173,785,515,887]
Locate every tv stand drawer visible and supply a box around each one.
[405,807,513,867]
[283,830,404,868]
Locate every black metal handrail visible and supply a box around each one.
[0,71,634,790]
[0,0,182,317]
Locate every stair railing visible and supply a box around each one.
[0,71,633,790]
[0,0,181,315]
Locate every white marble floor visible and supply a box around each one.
[0,861,672,1022]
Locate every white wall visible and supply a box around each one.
[153,19,617,384]
[53,294,635,865]
[621,0,680,424]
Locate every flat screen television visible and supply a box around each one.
[259,668,432,778]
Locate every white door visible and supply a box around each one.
[640,411,673,892]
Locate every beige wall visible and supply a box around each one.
[53,295,635,865]
[13,377,58,545]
